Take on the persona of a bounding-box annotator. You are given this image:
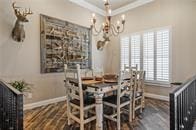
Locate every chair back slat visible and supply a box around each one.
[65,67,94,78]
[81,69,94,77]
[118,71,133,98]
[134,71,145,92]
[124,64,138,71]
[64,64,83,107]
[69,92,80,100]
[123,64,139,82]
[68,83,80,100]
[132,70,145,120]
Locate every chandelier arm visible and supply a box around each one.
[92,30,102,36]
[118,23,125,33]
[110,26,118,36]
[111,26,119,36]
[108,29,113,37]
[111,24,120,36]
[112,24,121,35]
[105,28,112,37]
[92,24,103,34]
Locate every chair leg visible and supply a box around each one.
[117,106,121,130]
[132,99,136,120]
[80,123,84,130]
[67,98,71,125]
[139,98,143,113]
[129,101,132,122]
[84,111,88,118]
[140,104,143,113]
[113,108,116,114]
[142,94,145,109]
[80,108,84,130]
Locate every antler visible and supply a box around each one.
[12,2,22,16]
[23,8,33,17]
[12,2,33,17]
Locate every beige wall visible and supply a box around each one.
[104,0,196,96]
[1,0,196,104]
[0,0,105,104]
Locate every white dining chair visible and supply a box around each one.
[132,70,145,120]
[81,68,94,77]
[64,64,96,130]
[124,64,138,71]
[103,71,133,130]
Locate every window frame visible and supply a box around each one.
[130,34,141,70]
[120,26,172,87]
[120,36,130,70]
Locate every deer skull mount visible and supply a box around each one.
[12,2,33,42]
[97,35,110,51]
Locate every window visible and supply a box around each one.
[131,35,141,70]
[120,27,171,85]
[156,29,170,82]
[120,37,129,70]
[143,32,154,80]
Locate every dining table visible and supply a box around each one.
[66,78,119,130]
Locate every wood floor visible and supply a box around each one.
[24,98,169,130]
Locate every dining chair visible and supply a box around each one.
[81,68,94,77]
[64,64,96,130]
[132,70,145,120]
[124,64,138,71]
[103,71,133,130]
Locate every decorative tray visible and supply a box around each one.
[104,79,118,83]
[81,77,94,80]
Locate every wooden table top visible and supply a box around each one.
[65,78,118,89]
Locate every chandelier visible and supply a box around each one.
[91,0,125,50]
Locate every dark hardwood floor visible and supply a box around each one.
[24,98,169,130]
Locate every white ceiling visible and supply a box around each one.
[84,0,136,10]
[69,0,154,16]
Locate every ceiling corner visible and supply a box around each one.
[112,0,154,16]
[69,0,105,16]
[69,0,155,16]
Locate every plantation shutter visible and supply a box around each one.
[143,32,154,80]
[156,29,170,82]
[131,35,141,70]
[120,37,129,70]
[120,27,171,85]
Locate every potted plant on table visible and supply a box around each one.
[9,80,33,98]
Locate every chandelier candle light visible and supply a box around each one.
[91,0,125,50]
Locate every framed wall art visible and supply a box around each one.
[40,14,92,73]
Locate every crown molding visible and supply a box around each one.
[69,0,105,16]
[112,0,154,16]
[69,0,154,16]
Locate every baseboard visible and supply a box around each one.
[145,93,169,101]
[24,96,67,110]
[24,93,168,110]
